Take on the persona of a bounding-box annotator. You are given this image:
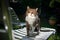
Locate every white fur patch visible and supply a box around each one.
[25,13,37,25]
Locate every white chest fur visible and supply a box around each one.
[25,13,39,35]
[25,13,38,25]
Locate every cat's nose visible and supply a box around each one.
[31,12,33,14]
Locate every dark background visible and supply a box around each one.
[9,0,60,26]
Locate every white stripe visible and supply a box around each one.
[13,31,26,36]
[14,30,27,35]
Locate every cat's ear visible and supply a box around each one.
[27,6,30,9]
[36,8,38,11]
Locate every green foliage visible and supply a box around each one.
[49,0,55,8]
[48,34,60,40]
[48,34,55,40]
[12,24,21,30]
[49,0,60,7]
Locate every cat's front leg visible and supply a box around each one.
[26,21,30,36]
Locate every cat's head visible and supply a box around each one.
[26,6,38,16]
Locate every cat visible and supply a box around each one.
[25,6,40,36]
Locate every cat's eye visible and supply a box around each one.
[28,11,30,13]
